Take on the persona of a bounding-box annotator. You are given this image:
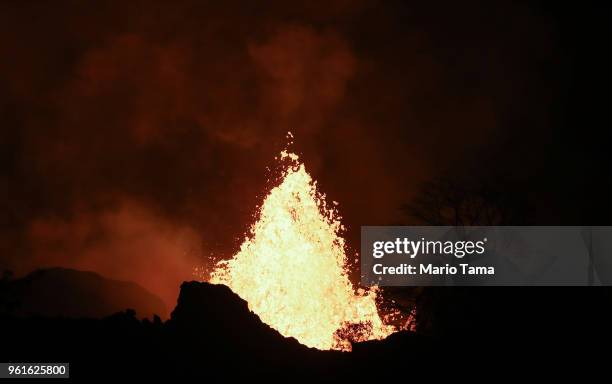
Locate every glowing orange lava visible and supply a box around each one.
[210,146,396,351]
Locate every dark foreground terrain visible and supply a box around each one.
[2,278,612,379]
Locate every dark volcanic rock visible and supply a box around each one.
[1,278,430,379]
[166,281,343,376]
[168,281,303,349]
[2,277,611,378]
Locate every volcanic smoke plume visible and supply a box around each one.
[210,146,396,351]
[1,1,564,315]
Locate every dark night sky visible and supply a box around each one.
[1,0,609,306]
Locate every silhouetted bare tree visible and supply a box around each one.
[390,171,534,334]
[402,173,532,226]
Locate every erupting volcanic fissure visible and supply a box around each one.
[210,142,396,351]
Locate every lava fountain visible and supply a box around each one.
[210,147,396,351]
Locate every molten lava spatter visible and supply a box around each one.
[210,149,395,351]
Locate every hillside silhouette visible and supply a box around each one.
[0,268,167,319]
[2,276,612,379]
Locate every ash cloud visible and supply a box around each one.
[1,1,564,307]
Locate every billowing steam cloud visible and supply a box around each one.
[0,1,559,308]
